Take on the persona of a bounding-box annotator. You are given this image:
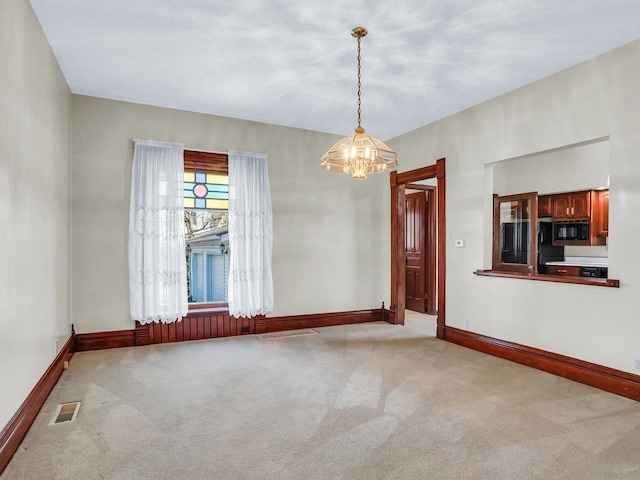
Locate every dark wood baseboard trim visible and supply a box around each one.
[74,330,136,351]
[444,326,640,401]
[261,308,384,333]
[0,336,74,475]
[385,307,401,325]
[135,315,258,346]
[135,308,384,345]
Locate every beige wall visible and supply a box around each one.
[71,96,389,334]
[388,39,640,374]
[492,139,609,197]
[0,0,72,427]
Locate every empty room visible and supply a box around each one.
[2,1,640,478]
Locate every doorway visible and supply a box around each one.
[390,158,446,339]
[404,187,436,314]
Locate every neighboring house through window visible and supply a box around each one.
[183,150,229,304]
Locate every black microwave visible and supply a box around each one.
[553,221,590,243]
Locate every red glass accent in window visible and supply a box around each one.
[193,184,208,198]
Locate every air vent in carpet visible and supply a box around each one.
[259,329,318,340]
[51,402,81,424]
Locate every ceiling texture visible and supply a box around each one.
[29,0,640,140]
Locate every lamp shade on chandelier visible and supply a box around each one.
[321,27,398,179]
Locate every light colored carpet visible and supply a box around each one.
[3,315,640,479]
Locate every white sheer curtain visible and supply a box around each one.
[228,150,273,318]
[128,140,188,324]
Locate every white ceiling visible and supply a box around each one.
[29,0,640,140]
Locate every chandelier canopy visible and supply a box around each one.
[321,27,398,180]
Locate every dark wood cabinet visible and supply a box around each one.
[597,190,609,237]
[572,191,591,218]
[552,193,572,220]
[552,190,591,220]
[509,200,530,219]
[547,265,581,276]
[538,195,552,216]
[547,189,606,246]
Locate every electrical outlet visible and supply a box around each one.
[464,319,470,329]
[633,356,640,373]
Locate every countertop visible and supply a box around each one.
[546,256,608,268]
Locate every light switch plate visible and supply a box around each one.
[455,240,464,248]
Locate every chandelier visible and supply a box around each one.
[321,27,398,180]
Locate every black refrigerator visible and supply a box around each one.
[501,222,529,265]
[501,221,563,272]
[537,221,564,273]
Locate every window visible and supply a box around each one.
[183,150,229,304]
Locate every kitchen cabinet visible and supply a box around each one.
[547,265,581,276]
[509,201,529,219]
[538,195,552,217]
[596,190,609,237]
[549,189,606,246]
[552,194,571,220]
[552,190,591,220]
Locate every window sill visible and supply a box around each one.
[474,270,620,288]
[187,303,229,315]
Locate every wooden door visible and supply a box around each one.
[405,192,426,313]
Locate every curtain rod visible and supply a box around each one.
[133,139,227,155]
[184,147,228,155]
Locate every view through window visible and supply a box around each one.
[183,151,229,303]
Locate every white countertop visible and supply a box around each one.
[546,256,608,267]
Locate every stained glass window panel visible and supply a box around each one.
[206,199,228,209]
[207,174,228,185]
[184,170,228,210]
[206,191,227,199]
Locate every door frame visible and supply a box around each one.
[390,158,446,339]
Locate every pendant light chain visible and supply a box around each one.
[356,35,362,129]
[319,26,398,179]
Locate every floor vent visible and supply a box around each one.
[51,402,81,425]
[259,329,318,340]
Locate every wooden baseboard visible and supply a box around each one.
[136,308,384,345]
[135,315,257,346]
[75,330,136,351]
[261,308,384,333]
[0,336,74,474]
[444,326,640,401]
